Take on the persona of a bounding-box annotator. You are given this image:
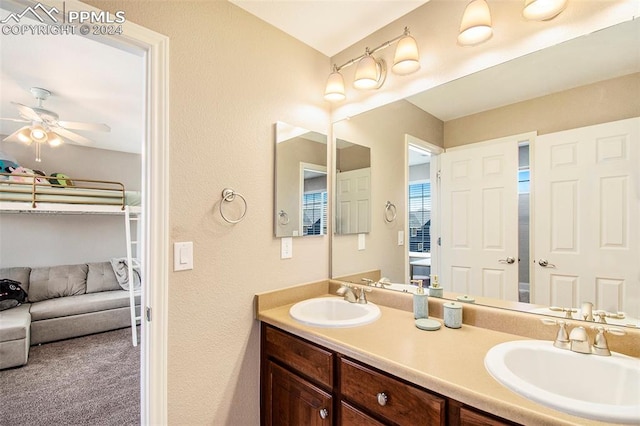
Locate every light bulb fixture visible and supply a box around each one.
[324,65,346,101]
[354,48,386,90]
[392,29,420,75]
[522,0,567,20]
[47,132,63,147]
[17,128,32,144]
[30,125,48,143]
[324,26,420,102]
[458,0,493,47]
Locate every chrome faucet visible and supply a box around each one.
[568,326,591,354]
[543,318,626,356]
[336,283,357,303]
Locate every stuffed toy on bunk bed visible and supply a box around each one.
[6,166,45,184]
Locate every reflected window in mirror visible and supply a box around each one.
[275,122,327,238]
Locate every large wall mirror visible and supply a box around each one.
[331,20,640,327]
[275,122,328,237]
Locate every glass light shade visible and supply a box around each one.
[17,128,32,144]
[47,132,63,147]
[30,126,48,143]
[523,0,567,21]
[392,35,420,75]
[457,0,493,46]
[324,70,346,102]
[354,54,381,90]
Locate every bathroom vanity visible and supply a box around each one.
[261,323,515,425]
[257,281,639,426]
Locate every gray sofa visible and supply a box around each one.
[0,262,140,370]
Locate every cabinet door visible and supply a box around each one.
[341,401,386,426]
[459,406,517,426]
[265,361,332,426]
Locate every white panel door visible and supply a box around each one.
[336,167,371,234]
[533,118,640,318]
[441,135,522,301]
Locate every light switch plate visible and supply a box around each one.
[358,233,365,251]
[397,230,404,246]
[281,237,293,259]
[174,242,193,271]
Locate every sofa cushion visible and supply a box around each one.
[28,264,88,302]
[86,262,121,293]
[0,267,31,294]
[29,290,140,321]
[0,303,31,342]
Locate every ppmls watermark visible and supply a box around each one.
[1,2,126,36]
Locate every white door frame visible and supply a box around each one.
[404,135,443,283]
[14,1,171,423]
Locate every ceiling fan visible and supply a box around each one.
[1,87,110,161]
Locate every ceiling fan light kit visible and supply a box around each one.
[325,1,569,101]
[1,87,111,162]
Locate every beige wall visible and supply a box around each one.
[84,1,330,424]
[332,100,442,281]
[445,72,640,147]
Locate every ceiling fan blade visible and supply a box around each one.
[10,102,41,121]
[51,127,93,144]
[2,126,30,142]
[57,120,111,132]
[0,117,30,124]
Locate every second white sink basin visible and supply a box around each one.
[485,340,640,424]
[289,297,381,328]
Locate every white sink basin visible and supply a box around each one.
[485,340,640,424]
[289,297,381,328]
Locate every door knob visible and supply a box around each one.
[538,259,556,268]
[498,256,516,264]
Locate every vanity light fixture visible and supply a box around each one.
[522,0,567,21]
[457,0,493,46]
[324,27,420,102]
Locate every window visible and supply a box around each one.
[302,191,327,235]
[408,182,431,252]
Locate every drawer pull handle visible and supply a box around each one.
[319,408,329,419]
[377,392,388,406]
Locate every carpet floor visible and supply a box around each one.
[0,327,140,426]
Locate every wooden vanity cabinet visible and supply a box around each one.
[261,323,519,426]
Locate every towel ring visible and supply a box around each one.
[220,188,247,224]
[278,210,290,225]
[384,201,397,223]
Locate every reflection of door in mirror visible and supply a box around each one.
[275,122,327,238]
[335,140,371,235]
[440,133,529,302]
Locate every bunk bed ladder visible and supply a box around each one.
[125,206,142,347]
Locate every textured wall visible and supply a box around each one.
[83,1,330,424]
[444,72,640,147]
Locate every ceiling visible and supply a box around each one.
[0,6,144,155]
[229,0,430,57]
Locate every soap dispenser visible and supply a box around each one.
[413,280,429,319]
[428,274,444,298]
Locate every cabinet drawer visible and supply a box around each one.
[265,325,334,388]
[340,357,445,426]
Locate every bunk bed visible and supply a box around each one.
[0,172,142,346]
